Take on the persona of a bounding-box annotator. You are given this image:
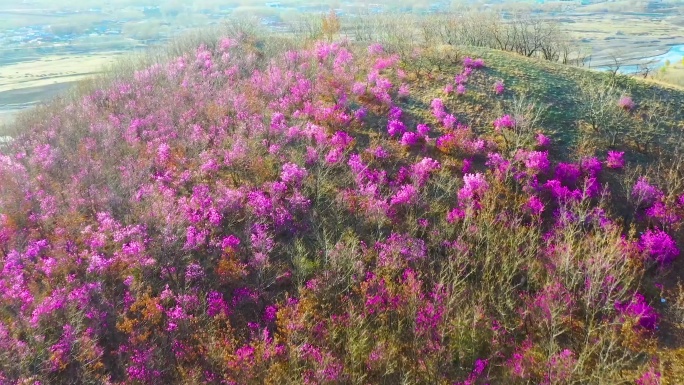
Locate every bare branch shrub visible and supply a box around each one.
[321,10,341,43]
[578,80,633,148]
[501,94,549,151]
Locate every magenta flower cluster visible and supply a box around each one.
[0,35,677,385]
[493,114,515,131]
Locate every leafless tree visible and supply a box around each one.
[578,80,633,148]
[637,58,659,79]
[605,51,628,82]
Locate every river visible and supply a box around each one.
[594,45,684,74]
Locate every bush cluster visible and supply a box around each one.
[0,35,680,384]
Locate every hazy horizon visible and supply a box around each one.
[1,0,683,126]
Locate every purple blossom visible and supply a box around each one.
[368,43,384,55]
[494,80,505,95]
[185,226,208,250]
[235,345,255,362]
[632,177,664,207]
[331,131,354,148]
[636,366,661,385]
[389,105,403,120]
[48,324,75,371]
[219,37,235,51]
[400,132,421,147]
[250,223,274,266]
[431,98,446,119]
[527,196,545,216]
[462,57,485,69]
[263,305,278,322]
[30,288,66,326]
[185,262,204,282]
[442,114,458,129]
[166,305,188,331]
[615,293,658,330]
[545,179,581,202]
[583,176,601,198]
[618,95,635,111]
[580,156,602,177]
[157,143,171,163]
[524,151,550,173]
[206,291,227,317]
[545,349,576,384]
[417,123,430,137]
[411,157,441,186]
[398,83,410,98]
[371,145,388,159]
[281,162,308,185]
[127,347,160,381]
[447,207,465,223]
[640,228,679,266]
[536,133,551,147]
[325,148,344,164]
[493,115,515,131]
[456,84,466,95]
[221,235,241,250]
[390,184,418,206]
[458,173,489,204]
[486,152,511,177]
[462,158,472,173]
[606,151,625,169]
[348,153,366,175]
[468,137,486,153]
[376,233,427,267]
[555,163,581,185]
[387,119,406,137]
[354,107,367,121]
[248,190,273,218]
[352,82,366,96]
[455,358,488,385]
[645,201,679,225]
[678,194,684,207]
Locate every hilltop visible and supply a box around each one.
[1,28,684,384]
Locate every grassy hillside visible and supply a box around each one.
[1,28,684,384]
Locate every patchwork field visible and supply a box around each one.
[561,12,684,68]
[0,53,123,125]
[1,5,684,126]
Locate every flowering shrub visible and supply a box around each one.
[527,195,545,216]
[640,228,680,266]
[493,114,516,131]
[636,366,662,385]
[456,84,466,95]
[0,35,678,385]
[459,173,489,202]
[523,150,551,173]
[555,162,581,185]
[494,80,505,95]
[615,293,659,330]
[536,133,551,147]
[632,177,664,207]
[619,95,636,111]
[281,162,308,185]
[606,150,625,169]
[387,119,406,137]
[400,131,421,147]
[463,56,485,69]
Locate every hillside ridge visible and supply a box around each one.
[0,32,683,384]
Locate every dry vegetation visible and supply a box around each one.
[1,13,684,385]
